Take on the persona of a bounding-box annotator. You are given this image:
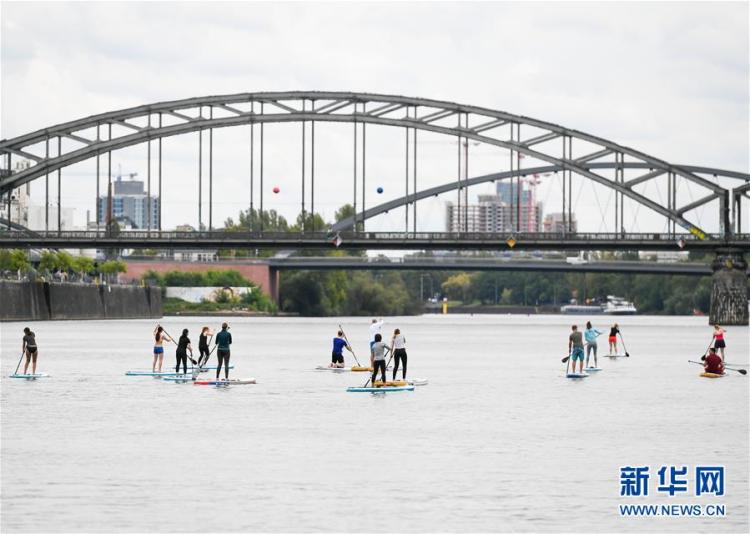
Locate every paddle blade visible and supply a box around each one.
[625,352,630,357]
[561,356,570,363]
[738,369,748,375]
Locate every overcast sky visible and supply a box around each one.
[1,1,748,233]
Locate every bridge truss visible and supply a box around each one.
[1,91,749,240]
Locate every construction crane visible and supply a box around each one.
[115,164,138,182]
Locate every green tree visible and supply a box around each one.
[39,251,59,272]
[73,256,94,276]
[500,288,513,305]
[0,250,31,273]
[441,272,474,302]
[334,204,355,224]
[100,260,126,275]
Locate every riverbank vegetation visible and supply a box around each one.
[0,250,126,282]
[277,269,714,316]
[142,269,277,314]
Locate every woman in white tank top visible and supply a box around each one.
[390,328,408,380]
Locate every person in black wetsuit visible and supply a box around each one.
[198,326,214,368]
[176,329,193,374]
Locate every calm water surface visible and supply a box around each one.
[1,315,748,533]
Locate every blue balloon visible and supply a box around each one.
[377,187,384,194]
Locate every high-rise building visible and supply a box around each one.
[446,194,511,232]
[543,212,578,233]
[97,176,160,230]
[496,179,542,232]
[447,188,544,233]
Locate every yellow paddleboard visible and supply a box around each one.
[373,380,408,387]
[700,372,725,378]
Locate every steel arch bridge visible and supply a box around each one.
[2,91,749,241]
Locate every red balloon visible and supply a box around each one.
[272,187,280,194]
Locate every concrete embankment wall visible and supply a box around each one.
[0,281,162,321]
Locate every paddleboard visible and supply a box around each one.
[8,373,49,379]
[315,366,351,372]
[126,366,235,376]
[196,365,235,371]
[584,367,602,372]
[163,375,197,382]
[566,372,589,378]
[349,366,392,372]
[193,378,257,386]
[372,378,429,386]
[126,370,195,376]
[604,354,628,358]
[373,380,408,387]
[700,372,726,378]
[347,385,415,393]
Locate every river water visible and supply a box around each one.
[1,315,748,533]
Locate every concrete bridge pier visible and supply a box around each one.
[269,267,280,308]
[709,249,748,326]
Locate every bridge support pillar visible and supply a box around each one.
[709,249,748,326]
[269,267,280,308]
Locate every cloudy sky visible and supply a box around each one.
[2,1,748,233]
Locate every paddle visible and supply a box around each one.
[688,360,747,375]
[13,350,25,376]
[618,332,630,357]
[338,324,362,367]
[699,339,713,361]
[363,348,392,389]
[565,348,572,375]
[161,326,198,366]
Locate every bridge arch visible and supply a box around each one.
[333,163,750,232]
[0,91,744,236]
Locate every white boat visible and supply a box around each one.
[602,295,637,315]
[560,304,602,314]
[561,295,636,315]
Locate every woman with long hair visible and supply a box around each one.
[390,328,408,380]
[153,325,173,373]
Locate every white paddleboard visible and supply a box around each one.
[315,366,351,372]
[162,375,198,382]
[9,373,49,379]
[193,378,256,386]
[409,378,429,386]
[566,372,589,378]
[584,367,602,372]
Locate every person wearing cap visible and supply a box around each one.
[703,347,725,375]
[214,322,233,381]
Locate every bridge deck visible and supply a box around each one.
[1,230,749,251]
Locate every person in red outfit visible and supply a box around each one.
[704,348,725,375]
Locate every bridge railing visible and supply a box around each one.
[0,229,739,241]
